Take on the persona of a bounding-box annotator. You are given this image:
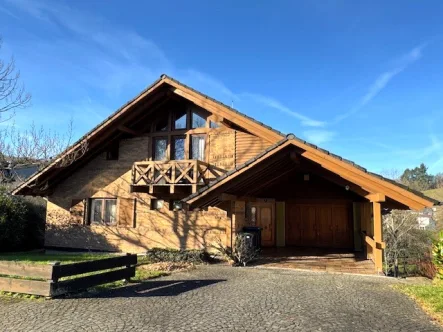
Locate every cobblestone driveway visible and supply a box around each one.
[0,266,440,332]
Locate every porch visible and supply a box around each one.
[184,141,393,274]
[256,247,377,275]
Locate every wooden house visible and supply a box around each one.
[13,75,437,273]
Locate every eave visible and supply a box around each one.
[183,135,437,211]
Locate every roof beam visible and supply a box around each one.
[118,125,141,136]
[366,193,386,203]
[303,150,428,210]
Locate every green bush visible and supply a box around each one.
[145,248,209,264]
[0,188,45,251]
[433,232,443,280]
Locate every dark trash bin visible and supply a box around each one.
[242,226,262,250]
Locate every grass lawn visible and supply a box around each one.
[0,251,115,265]
[395,281,443,325]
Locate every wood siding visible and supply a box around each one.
[235,131,272,166]
[46,135,231,253]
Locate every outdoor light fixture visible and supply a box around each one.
[345,185,350,191]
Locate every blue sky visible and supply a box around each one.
[1,0,443,174]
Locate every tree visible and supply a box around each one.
[435,173,443,189]
[0,37,31,121]
[400,163,435,191]
[383,209,432,277]
[380,168,402,182]
[0,120,88,185]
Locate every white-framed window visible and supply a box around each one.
[90,198,117,225]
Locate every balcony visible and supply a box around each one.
[131,160,226,194]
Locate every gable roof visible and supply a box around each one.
[12,74,438,211]
[183,134,438,211]
[12,74,284,196]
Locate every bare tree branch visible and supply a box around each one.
[0,37,31,120]
[0,119,88,186]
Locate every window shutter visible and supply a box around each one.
[70,199,85,224]
[118,198,136,227]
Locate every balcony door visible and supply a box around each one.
[191,135,206,161]
[172,136,185,160]
[153,137,167,161]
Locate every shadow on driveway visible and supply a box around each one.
[77,279,226,299]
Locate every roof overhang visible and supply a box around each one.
[183,136,437,211]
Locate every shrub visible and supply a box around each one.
[145,248,209,264]
[417,256,437,280]
[232,233,260,266]
[0,191,27,250]
[433,232,443,280]
[212,233,260,266]
[0,187,45,251]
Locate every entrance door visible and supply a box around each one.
[286,202,353,249]
[249,202,275,247]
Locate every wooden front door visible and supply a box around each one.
[286,202,353,249]
[249,202,275,247]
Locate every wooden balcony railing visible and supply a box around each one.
[131,160,226,193]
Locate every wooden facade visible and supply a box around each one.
[14,75,435,274]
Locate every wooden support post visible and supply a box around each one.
[170,163,176,194]
[124,253,132,283]
[48,261,61,299]
[373,201,383,274]
[192,161,197,193]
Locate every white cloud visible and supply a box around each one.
[241,93,326,127]
[333,45,425,124]
[303,130,336,145]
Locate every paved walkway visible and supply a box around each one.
[0,266,440,331]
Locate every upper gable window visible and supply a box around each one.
[174,109,187,130]
[210,121,220,129]
[191,111,206,129]
[155,116,168,132]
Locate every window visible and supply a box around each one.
[172,136,185,160]
[174,110,187,130]
[170,200,183,211]
[210,121,220,129]
[153,137,167,161]
[191,111,206,128]
[155,116,168,132]
[90,198,116,225]
[191,135,205,161]
[151,199,164,210]
[106,142,119,160]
